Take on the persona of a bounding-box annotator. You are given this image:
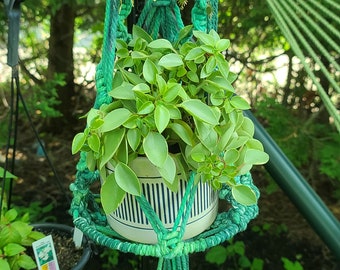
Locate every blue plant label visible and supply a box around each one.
[73,227,83,248]
[32,235,60,270]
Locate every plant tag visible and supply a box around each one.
[73,226,83,248]
[32,235,60,270]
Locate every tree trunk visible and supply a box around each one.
[47,3,76,131]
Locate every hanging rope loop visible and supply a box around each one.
[137,0,184,41]
[158,230,185,259]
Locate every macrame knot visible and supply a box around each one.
[192,0,207,32]
[152,0,172,7]
[158,230,185,259]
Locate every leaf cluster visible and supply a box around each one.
[0,209,45,270]
[72,25,269,213]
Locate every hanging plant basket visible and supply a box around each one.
[106,157,219,243]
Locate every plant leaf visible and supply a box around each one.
[0,259,10,270]
[205,245,227,265]
[100,128,125,169]
[88,133,100,153]
[163,82,181,102]
[155,104,170,133]
[132,25,153,43]
[230,96,251,110]
[5,208,18,222]
[71,132,86,154]
[17,254,37,269]
[143,58,158,84]
[132,83,150,93]
[158,53,183,69]
[184,47,205,61]
[244,149,269,165]
[215,53,230,80]
[224,148,239,164]
[4,243,25,256]
[215,39,230,51]
[114,162,142,196]
[169,120,194,146]
[137,101,155,114]
[143,132,168,167]
[0,167,17,179]
[148,39,174,50]
[158,155,176,184]
[109,82,135,100]
[180,99,219,125]
[127,129,141,151]
[101,173,126,214]
[193,30,217,46]
[101,108,132,132]
[231,184,257,205]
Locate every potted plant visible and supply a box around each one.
[0,207,45,270]
[72,25,269,243]
[1,168,42,270]
[31,223,92,270]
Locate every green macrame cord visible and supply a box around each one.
[70,1,259,269]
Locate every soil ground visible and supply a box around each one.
[1,119,339,270]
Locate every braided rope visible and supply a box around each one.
[137,0,184,41]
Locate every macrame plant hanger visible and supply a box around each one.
[70,1,259,269]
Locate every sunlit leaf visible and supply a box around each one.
[143,132,168,167]
[230,96,251,110]
[169,120,195,146]
[193,30,217,46]
[127,129,141,151]
[101,173,126,214]
[17,254,37,269]
[0,259,10,270]
[101,108,132,132]
[244,149,269,165]
[215,39,230,51]
[184,47,205,61]
[88,133,100,153]
[109,82,135,100]
[215,53,230,80]
[4,243,25,256]
[158,53,183,69]
[155,104,170,133]
[71,132,86,154]
[100,129,125,169]
[224,148,239,164]
[231,184,257,205]
[148,39,174,50]
[0,167,17,179]
[180,99,219,125]
[143,58,158,84]
[158,155,176,184]
[132,25,153,43]
[115,162,142,195]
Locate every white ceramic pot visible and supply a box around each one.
[106,157,219,244]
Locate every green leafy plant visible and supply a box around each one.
[72,25,269,213]
[281,256,304,270]
[205,240,264,270]
[0,208,45,270]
